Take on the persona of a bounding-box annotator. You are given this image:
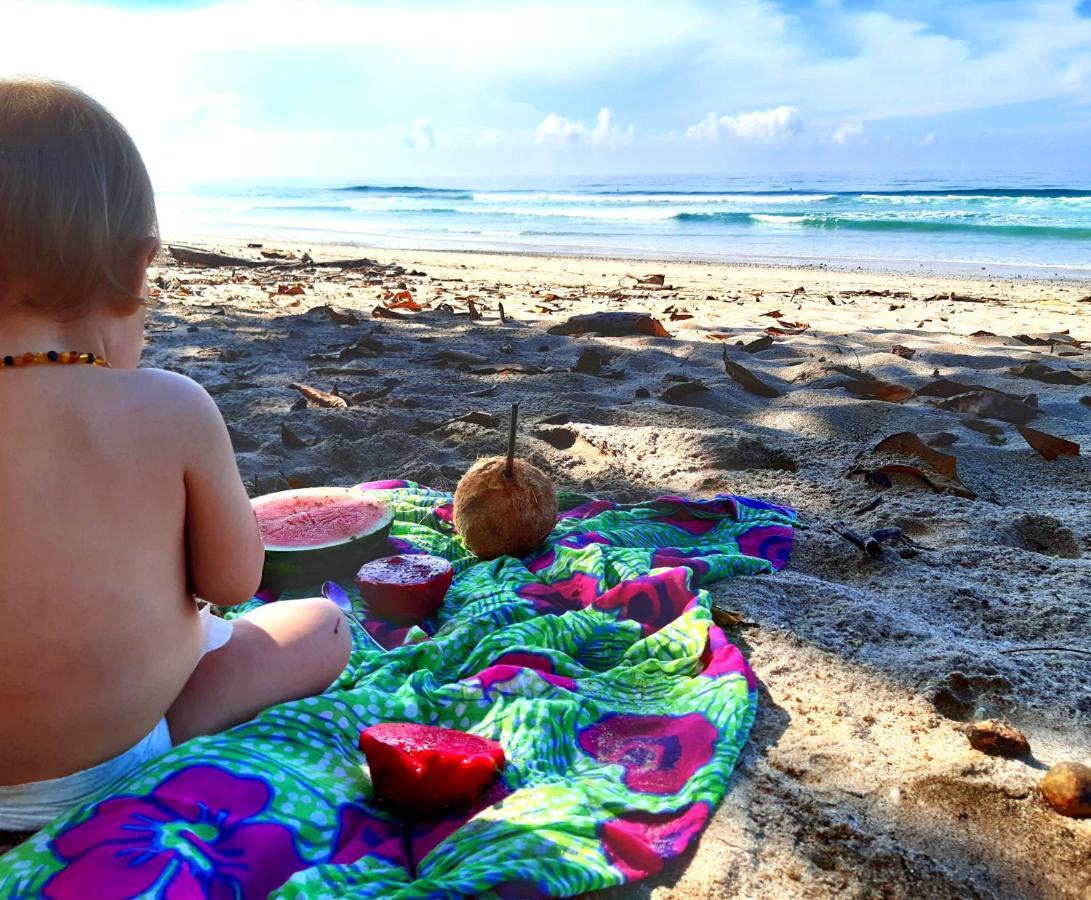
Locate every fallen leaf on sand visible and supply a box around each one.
[721,346,781,398]
[1009,361,1086,386]
[1016,425,1080,460]
[469,363,548,376]
[836,379,914,403]
[931,390,1038,425]
[891,345,916,359]
[427,349,489,367]
[852,463,976,500]
[760,309,783,319]
[288,383,348,409]
[765,325,808,337]
[391,290,413,302]
[277,283,306,296]
[387,298,423,311]
[707,333,734,342]
[638,273,665,286]
[467,299,482,320]
[917,379,998,398]
[660,380,709,404]
[1014,332,1081,347]
[548,312,671,338]
[873,432,976,498]
[962,418,1004,436]
[349,382,399,403]
[776,320,809,331]
[372,305,407,320]
[741,335,775,353]
[307,304,359,326]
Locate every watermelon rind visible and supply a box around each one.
[252,487,393,592]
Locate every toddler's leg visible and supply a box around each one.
[166,598,351,744]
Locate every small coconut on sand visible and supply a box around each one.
[149,241,1090,899]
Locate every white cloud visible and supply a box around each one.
[475,129,503,148]
[536,107,634,148]
[393,118,435,150]
[919,132,937,146]
[1,0,1088,178]
[685,106,803,142]
[832,122,864,144]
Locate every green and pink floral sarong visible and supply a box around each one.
[0,482,795,898]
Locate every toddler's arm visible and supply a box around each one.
[177,377,265,606]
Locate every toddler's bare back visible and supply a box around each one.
[0,366,255,784]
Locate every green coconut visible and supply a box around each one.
[453,404,557,560]
[252,486,393,592]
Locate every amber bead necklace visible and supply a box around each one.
[2,351,109,368]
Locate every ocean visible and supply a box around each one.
[157,175,1091,276]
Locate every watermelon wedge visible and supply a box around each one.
[359,723,505,818]
[252,487,393,592]
[356,554,453,623]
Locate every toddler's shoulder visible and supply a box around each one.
[121,368,222,427]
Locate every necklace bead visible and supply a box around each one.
[0,351,109,369]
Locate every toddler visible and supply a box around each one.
[0,78,351,833]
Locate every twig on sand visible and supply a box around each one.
[1000,647,1091,659]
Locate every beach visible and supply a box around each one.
[150,241,1090,898]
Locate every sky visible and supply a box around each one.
[1,0,1090,184]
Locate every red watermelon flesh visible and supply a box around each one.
[359,723,505,818]
[356,554,453,623]
[252,487,393,592]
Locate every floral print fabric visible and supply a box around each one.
[0,483,795,898]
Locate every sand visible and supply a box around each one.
[149,241,1090,898]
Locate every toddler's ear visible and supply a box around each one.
[139,236,161,269]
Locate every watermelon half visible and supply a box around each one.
[252,487,393,592]
[359,723,506,818]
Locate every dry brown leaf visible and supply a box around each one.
[721,346,781,398]
[372,305,406,320]
[548,312,671,338]
[875,432,960,479]
[891,345,916,359]
[1009,361,1085,386]
[1016,425,1080,460]
[288,383,348,409]
[742,335,775,353]
[660,380,709,404]
[854,463,976,500]
[387,298,422,311]
[931,390,1038,424]
[837,379,914,403]
[707,333,734,341]
[872,432,976,498]
[760,309,783,319]
[277,283,306,296]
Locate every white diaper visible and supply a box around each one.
[0,718,173,831]
[199,604,234,656]
[0,610,234,832]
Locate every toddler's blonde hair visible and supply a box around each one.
[0,77,158,318]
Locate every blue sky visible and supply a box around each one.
[2,0,1090,183]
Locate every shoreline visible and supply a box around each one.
[162,230,1091,283]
